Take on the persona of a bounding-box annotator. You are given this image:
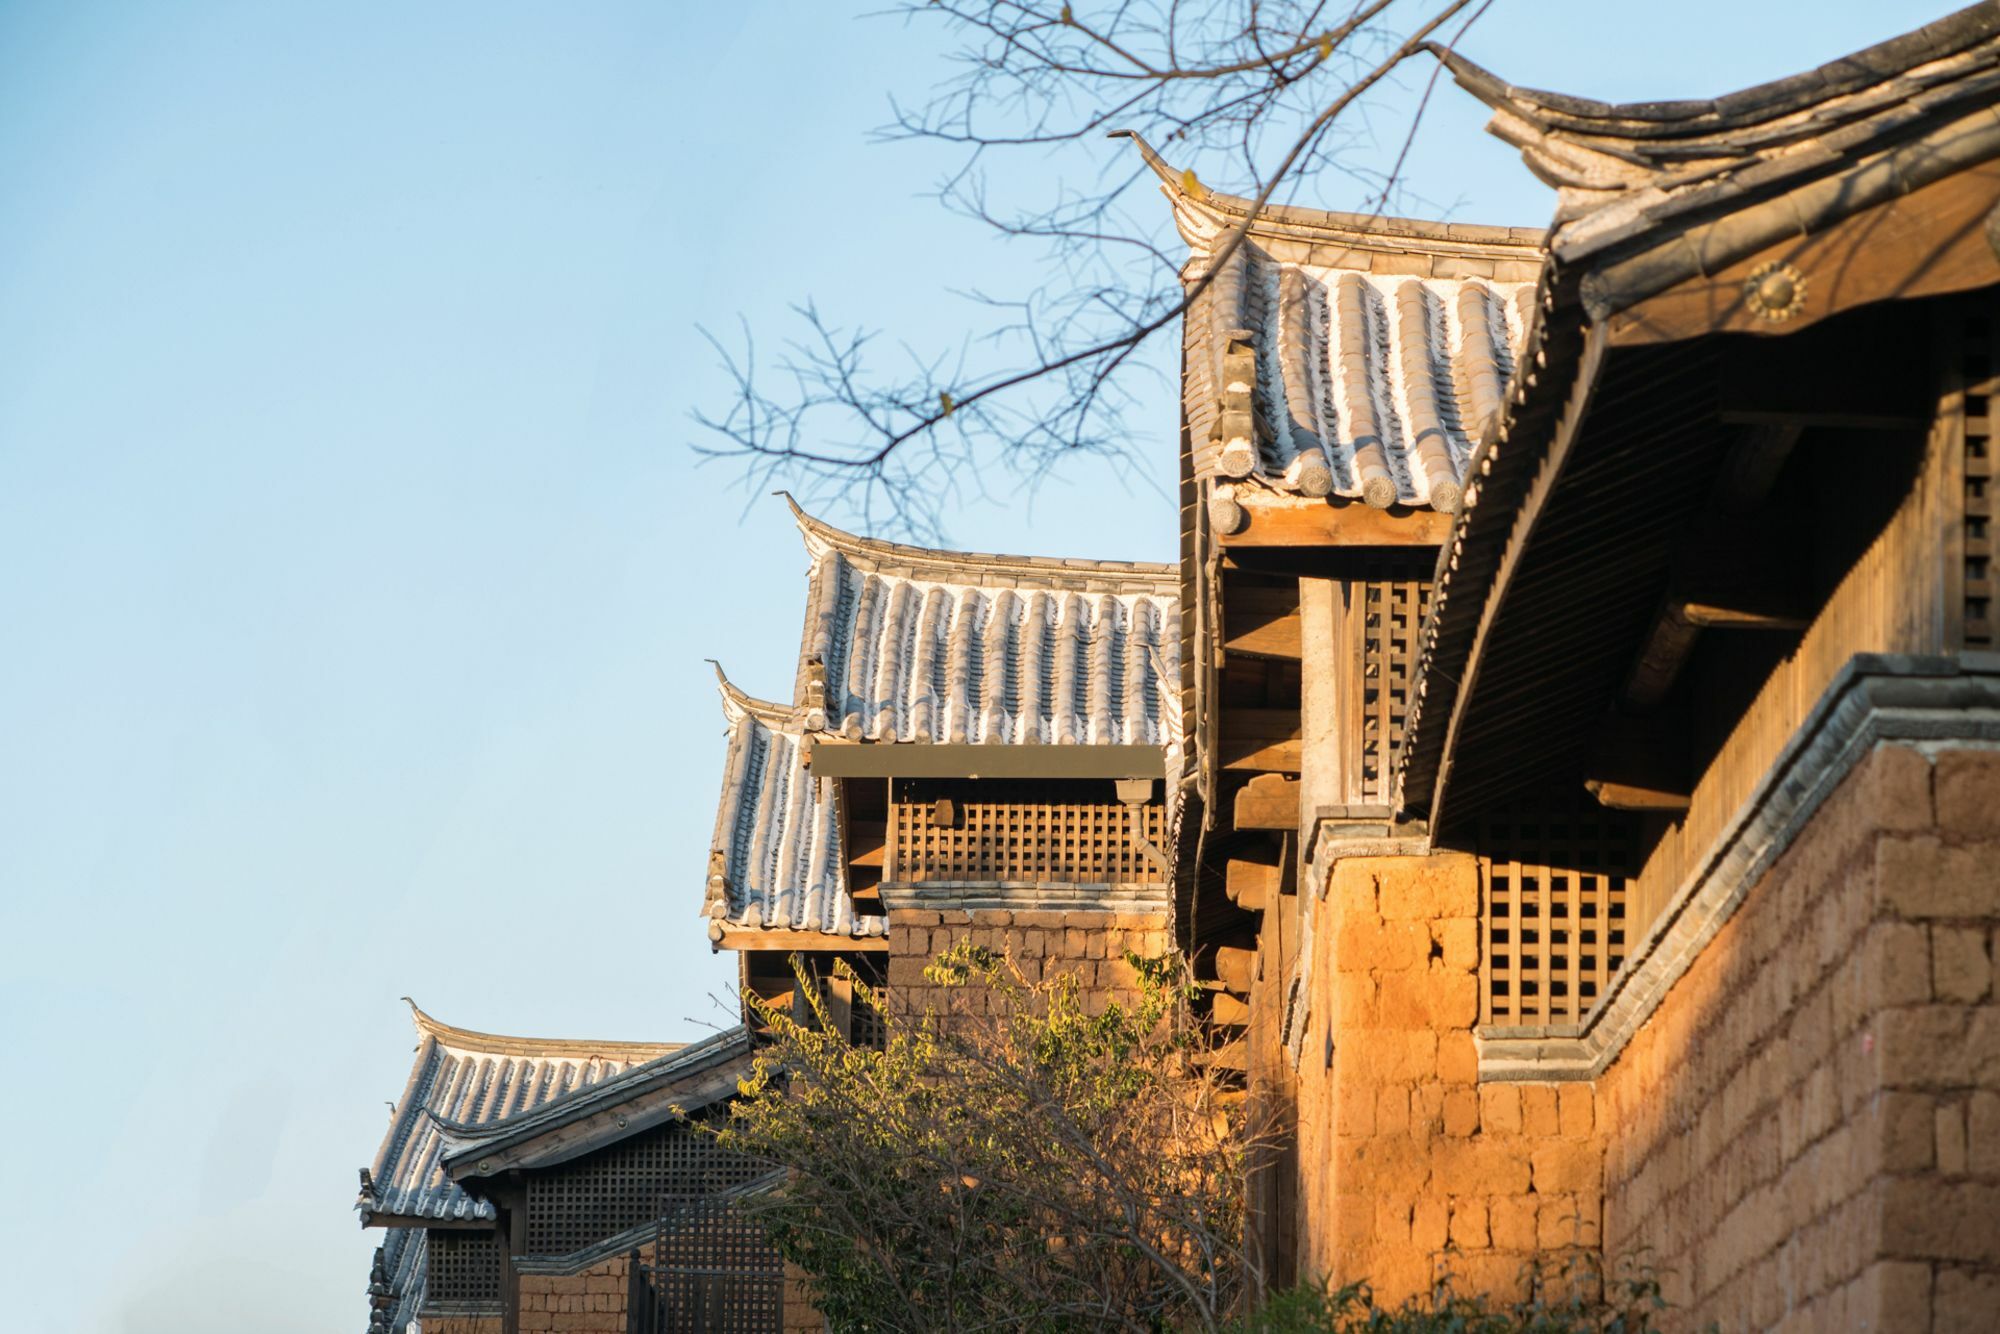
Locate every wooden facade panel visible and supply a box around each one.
[1608,160,2000,347]
[1624,308,1972,931]
[885,784,1169,889]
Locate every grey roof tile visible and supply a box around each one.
[357,1005,678,1226]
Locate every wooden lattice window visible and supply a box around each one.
[1358,577,1430,805]
[1957,313,1996,650]
[886,779,1168,887]
[1477,799,1637,1029]
[524,1121,767,1256]
[422,1228,500,1311]
[632,1196,784,1333]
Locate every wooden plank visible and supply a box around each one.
[1222,494,1453,548]
[1220,737,1304,772]
[809,741,1163,779]
[1226,858,1281,912]
[1233,774,1300,830]
[846,819,887,868]
[1223,585,1303,660]
[1210,993,1251,1025]
[1586,779,1693,813]
[1219,706,1302,772]
[719,929,890,953]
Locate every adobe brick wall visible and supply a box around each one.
[1293,852,1602,1305]
[422,1319,500,1334]
[883,907,1170,1017]
[518,1250,631,1334]
[1598,743,2000,1332]
[517,1246,824,1332]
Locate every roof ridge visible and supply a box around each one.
[710,661,798,730]
[440,1027,755,1164]
[781,493,1177,585]
[403,999,683,1061]
[1115,130,1544,260]
[1424,3,2000,132]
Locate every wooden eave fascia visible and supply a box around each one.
[360,1211,494,1232]
[718,927,890,952]
[445,1062,746,1183]
[404,1004,680,1065]
[1115,128,1544,263]
[1424,322,1612,835]
[1602,154,2000,347]
[1217,492,1453,549]
[806,739,1165,780]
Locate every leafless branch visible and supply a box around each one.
[696,1,1497,533]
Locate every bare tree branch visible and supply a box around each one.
[696,1,1498,533]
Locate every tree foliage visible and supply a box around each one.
[1230,1255,1674,1334]
[713,944,1261,1332]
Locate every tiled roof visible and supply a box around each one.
[703,505,1182,945]
[705,671,872,940]
[365,1228,423,1334]
[1138,137,1545,513]
[444,1026,756,1176]
[357,1004,679,1226]
[790,500,1181,744]
[1429,3,2000,312]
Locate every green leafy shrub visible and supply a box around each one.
[712,945,1262,1332]
[1229,1252,1674,1334]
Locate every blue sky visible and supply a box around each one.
[0,2,1950,1329]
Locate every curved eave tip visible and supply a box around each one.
[1109,129,1178,188]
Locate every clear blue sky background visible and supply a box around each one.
[0,2,1951,1329]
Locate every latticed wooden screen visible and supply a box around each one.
[1476,800,1638,1029]
[886,788,1168,887]
[524,1121,767,1256]
[1358,577,1431,805]
[423,1228,501,1309]
[632,1197,784,1334]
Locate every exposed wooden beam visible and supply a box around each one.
[809,741,1163,779]
[1218,707,1301,772]
[846,820,886,868]
[1585,779,1691,813]
[1680,599,1808,631]
[1210,993,1251,1026]
[1714,422,1803,512]
[1225,858,1280,913]
[1221,494,1452,549]
[718,929,890,953]
[1583,713,1690,813]
[1222,586,1302,660]
[1233,774,1300,830]
[1213,946,1256,995]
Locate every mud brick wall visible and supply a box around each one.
[883,907,1170,1017]
[516,1246,821,1332]
[1292,851,1602,1305]
[518,1250,632,1334]
[1598,743,2000,1332]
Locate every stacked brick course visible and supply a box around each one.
[1294,852,1602,1304]
[1600,743,2000,1332]
[884,906,1170,1017]
[519,1251,634,1334]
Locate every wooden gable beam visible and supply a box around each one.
[1220,493,1453,549]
